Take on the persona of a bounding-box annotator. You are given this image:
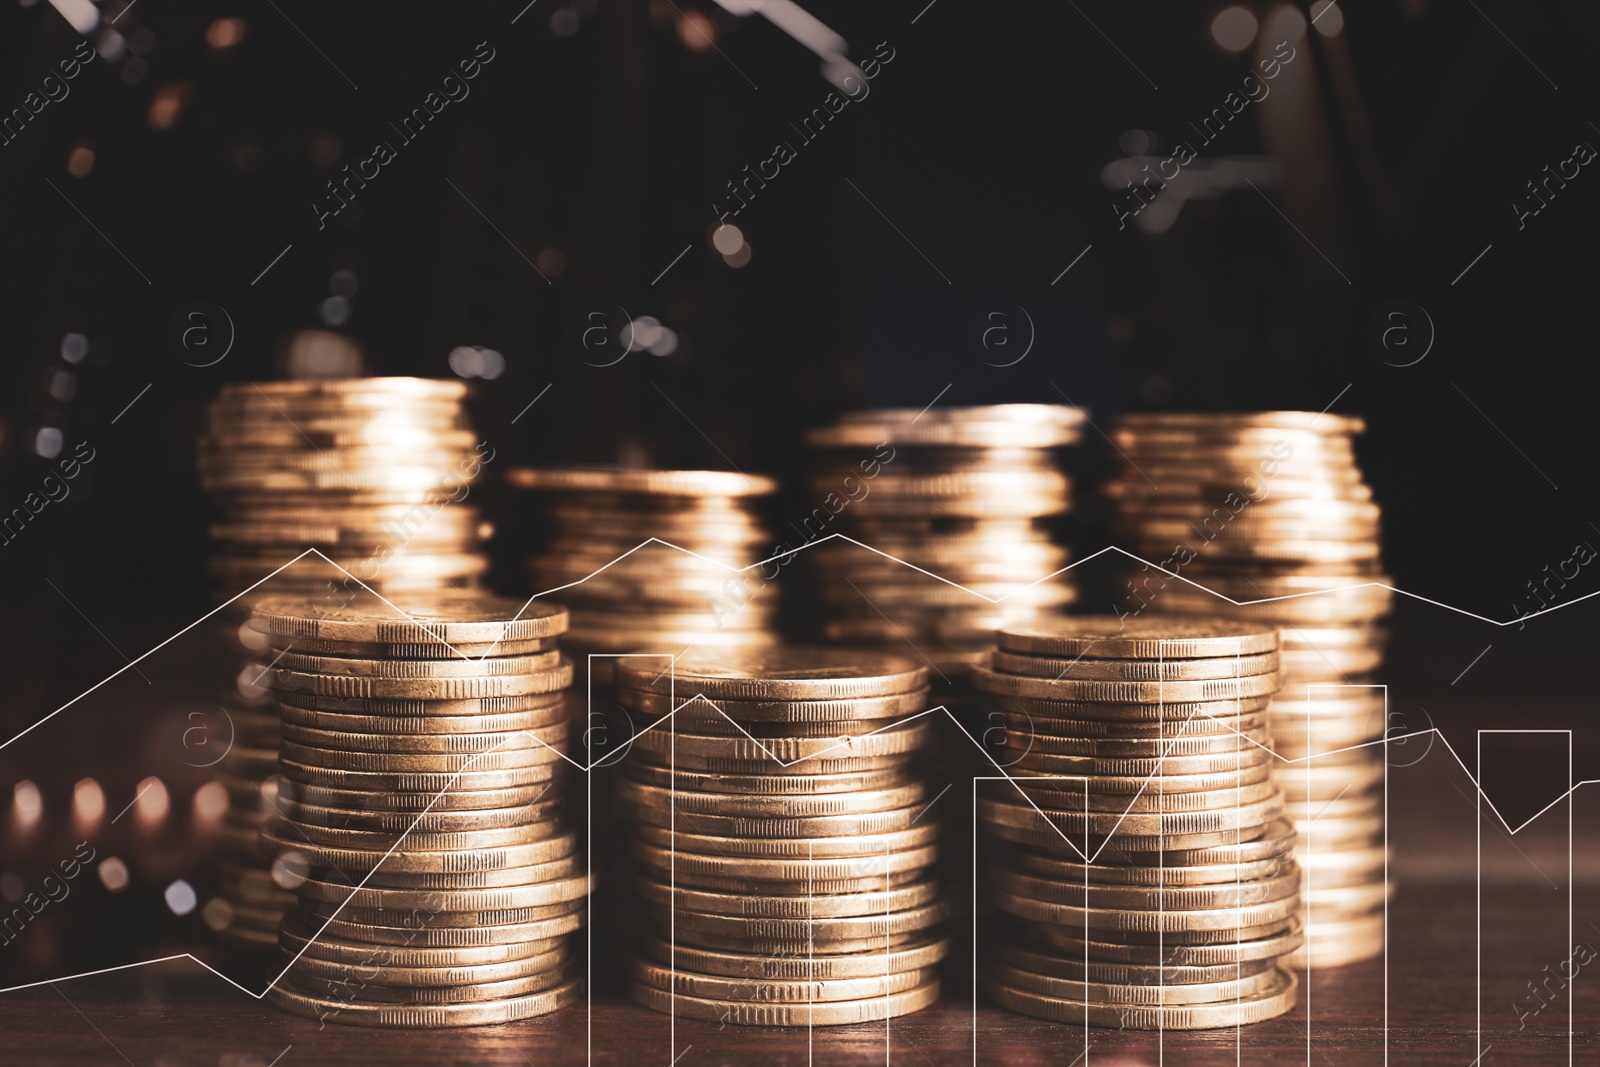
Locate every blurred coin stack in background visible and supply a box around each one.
[507,468,782,689]
[804,405,1084,679]
[612,649,949,1026]
[194,378,491,950]
[972,617,1301,1029]
[251,593,586,1027]
[1104,412,1392,967]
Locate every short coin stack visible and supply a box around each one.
[196,377,491,951]
[250,592,586,1027]
[507,467,782,688]
[971,617,1302,1029]
[612,648,948,1026]
[1105,412,1392,966]
[805,405,1084,677]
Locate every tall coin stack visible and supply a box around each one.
[805,405,1083,677]
[611,649,949,1026]
[971,617,1302,1029]
[1104,412,1392,967]
[196,378,491,951]
[507,468,782,688]
[248,592,587,1027]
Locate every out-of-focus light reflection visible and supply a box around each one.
[1265,4,1307,42]
[194,780,229,824]
[99,856,130,892]
[134,776,169,828]
[165,879,197,915]
[73,777,105,833]
[1311,0,1344,36]
[13,780,44,833]
[1211,6,1258,52]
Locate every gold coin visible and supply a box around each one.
[615,647,927,700]
[997,616,1278,659]
[306,896,584,929]
[622,763,909,795]
[1011,850,1294,887]
[272,635,556,659]
[616,779,923,818]
[979,795,1283,839]
[313,908,583,948]
[994,885,1298,934]
[292,857,582,903]
[983,958,1282,1005]
[630,751,912,776]
[631,875,937,919]
[627,719,930,764]
[276,703,569,736]
[990,931,1277,985]
[268,661,572,699]
[633,822,939,859]
[267,976,582,1027]
[991,649,1279,681]
[1002,764,1273,794]
[284,969,573,1006]
[259,827,577,872]
[274,777,560,812]
[279,741,566,773]
[615,687,930,723]
[633,865,928,898]
[980,967,1295,1029]
[265,815,560,852]
[646,901,946,944]
[992,780,1278,814]
[638,932,949,980]
[1018,728,1271,759]
[627,957,938,1004]
[272,649,561,678]
[973,661,1279,702]
[981,693,1273,723]
[280,723,567,756]
[625,802,921,839]
[250,592,569,644]
[507,466,777,497]
[626,977,939,1026]
[276,692,569,717]
[278,916,560,966]
[323,862,586,892]
[278,798,562,833]
[999,749,1273,779]
[990,864,1298,910]
[281,943,568,988]
[629,839,935,883]
[983,703,1269,736]
[1023,918,1304,966]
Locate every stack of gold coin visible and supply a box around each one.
[195,378,493,951]
[1104,412,1392,967]
[971,617,1302,1029]
[611,648,948,1026]
[244,592,585,1028]
[507,467,782,687]
[805,405,1084,676]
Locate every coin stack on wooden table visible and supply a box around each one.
[195,378,491,951]
[1104,412,1392,967]
[610,648,949,1026]
[971,617,1302,1029]
[245,592,586,1027]
[507,468,782,689]
[805,405,1084,679]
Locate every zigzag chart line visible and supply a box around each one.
[6,532,1597,753]
[0,542,1593,1000]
